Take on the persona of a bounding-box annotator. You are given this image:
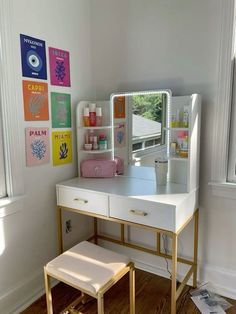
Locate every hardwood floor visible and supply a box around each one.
[21,269,236,314]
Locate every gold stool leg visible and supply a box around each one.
[44,267,53,314]
[129,264,135,314]
[97,293,104,314]
[171,233,177,314]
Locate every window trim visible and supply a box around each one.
[210,0,236,198]
[0,0,25,200]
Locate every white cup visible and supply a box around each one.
[155,159,168,185]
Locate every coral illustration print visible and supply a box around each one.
[49,47,71,87]
[52,131,72,166]
[55,60,66,82]
[59,143,68,159]
[22,80,49,121]
[114,123,126,148]
[25,128,50,166]
[51,93,71,128]
[31,139,46,160]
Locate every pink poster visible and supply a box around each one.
[49,47,71,87]
[25,127,50,166]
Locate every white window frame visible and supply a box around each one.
[210,0,236,198]
[0,104,6,198]
[0,0,25,214]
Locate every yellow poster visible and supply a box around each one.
[52,131,72,166]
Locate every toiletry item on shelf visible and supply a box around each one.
[83,107,90,127]
[89,103,96,126]
[88,129,95,145]
[176,131,188,158]
[176,109,180,127]
[170,114,176,127]
[84,143,92,150]
[93,136,98,150]
[84,132,89,145]
[170,142,177,155]
[183,105,189,128]
[99,134,108,150]
[96,107,102,126]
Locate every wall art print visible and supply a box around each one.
[22,80,49,121]
[114,122,126,148]
[114,96,126,119]
[20,34,47,80]
[49,47,71,87]
[51,92,71,128]
[25,127,50,166]
[52,131,72,166]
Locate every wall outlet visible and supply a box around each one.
[65,219,72,233]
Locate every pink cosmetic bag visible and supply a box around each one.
[80,159,117,178]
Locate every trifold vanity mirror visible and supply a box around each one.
[76,90,201,194]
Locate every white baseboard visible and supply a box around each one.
[0,268,57,314]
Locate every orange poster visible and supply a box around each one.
[22,80,49,120]
[114,96,125,119]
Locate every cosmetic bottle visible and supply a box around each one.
[96,107,103,126]
[99,134,108,150]
[183,106,189,128]
[89,103,96,126]
[83,107,90,127]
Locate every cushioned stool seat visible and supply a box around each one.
[44,241,135,314]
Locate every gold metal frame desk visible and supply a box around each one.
[56,168,199,314]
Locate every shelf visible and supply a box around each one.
[78,126,112,130]
[81,149,113,154]
[164,127,189,131]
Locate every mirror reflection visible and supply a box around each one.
[112,90,170,168]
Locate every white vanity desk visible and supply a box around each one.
[56,166,199,314]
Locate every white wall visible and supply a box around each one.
[0,1,94,313]
[90,0,236,299]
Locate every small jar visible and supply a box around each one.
[99,134,108,150]
[83,107,90,127]
[96,107,102,126]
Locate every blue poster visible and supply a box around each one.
[20,34,47,80]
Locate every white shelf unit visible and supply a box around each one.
[164,94,201,192]
[76,101,114,176]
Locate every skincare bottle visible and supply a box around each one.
[96,107,102,126]
[183,106,189,128]
[83,107,90,127]
[93,136,98,150]
[89,103,96,126]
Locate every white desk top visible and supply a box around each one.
[57,166,189,206]
[56,166,198,232]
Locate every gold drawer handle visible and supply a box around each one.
[129,209,148,216]
[73,198,88,204]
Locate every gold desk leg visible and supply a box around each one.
[57,206,63,254]
[94,217,98,244]
[193,208,199,288]
[171,233,177,314]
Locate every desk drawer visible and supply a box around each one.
[109,196,175,231]
[58,187,108,216]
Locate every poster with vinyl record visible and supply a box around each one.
[20,34,47,80]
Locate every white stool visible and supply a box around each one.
[44,241,135,314]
